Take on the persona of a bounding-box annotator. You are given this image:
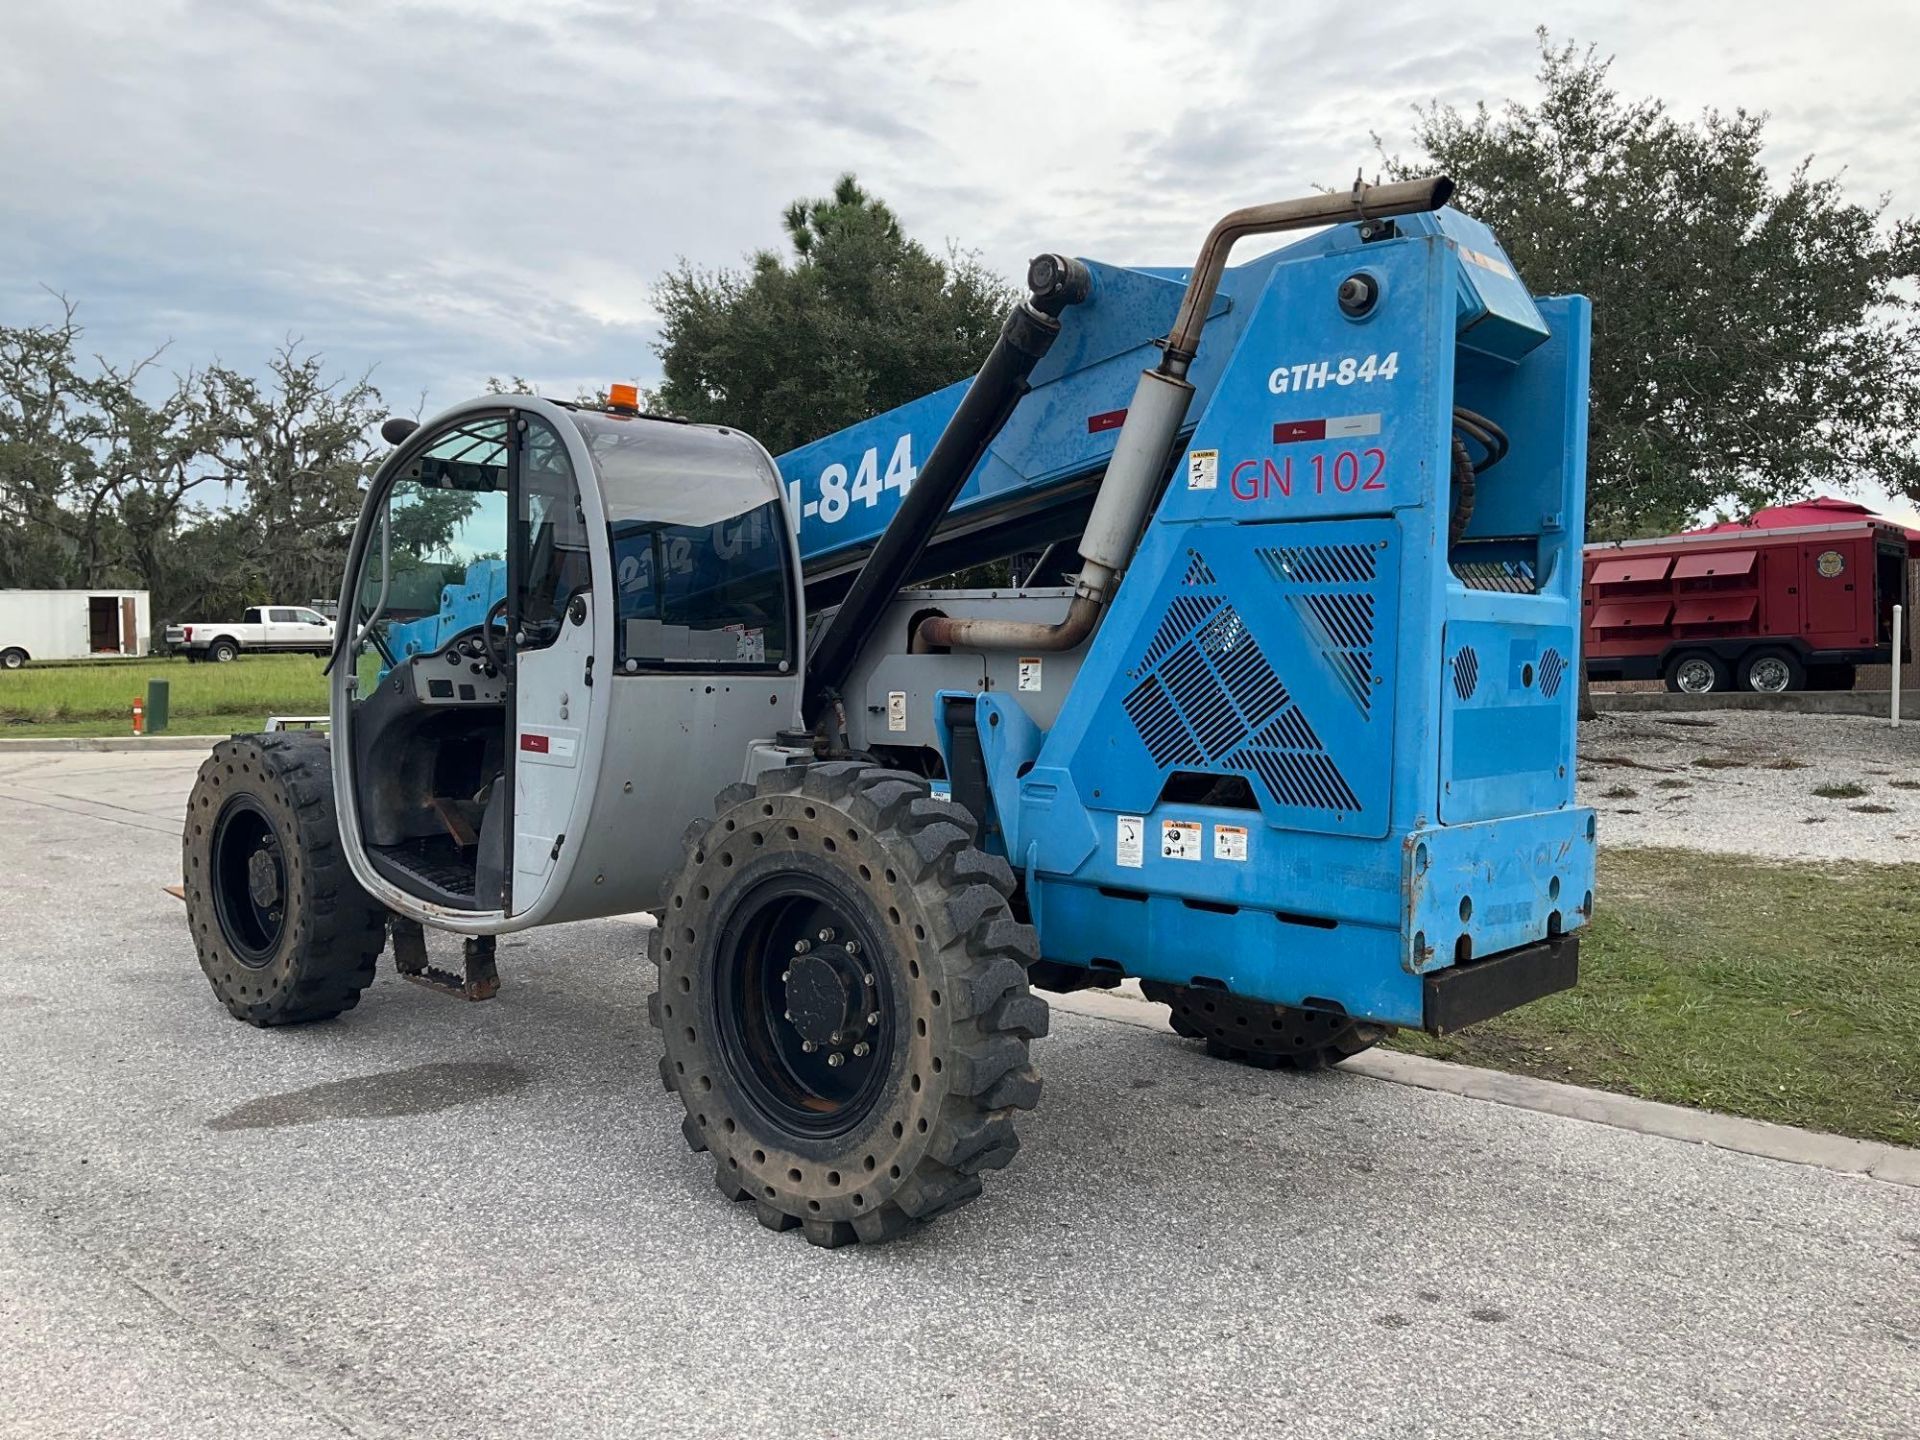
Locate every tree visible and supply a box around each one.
[207,344,386,605]
[1385,35,1920,540]
[651,173,1014,455]
[0,297,225,606]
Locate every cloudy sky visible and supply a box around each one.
[3,0,1916,515]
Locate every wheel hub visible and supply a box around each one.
[714,884,894,1137]
[784,949,861,1046]
[246,847,282,910]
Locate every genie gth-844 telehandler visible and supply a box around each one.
[182,176,1595,1247]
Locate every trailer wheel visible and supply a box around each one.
[653,762,1047,1248]
[1664,651,1729,694]
[208,638,239,663]
[1141,981,1390,1070]
[0,648,26,670]
[182,733,387,1025]
[1739,648,1804,694]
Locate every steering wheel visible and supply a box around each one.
[482,598,512,673]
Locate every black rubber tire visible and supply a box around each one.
[1663,650,1730,694]
[208,639,239,663]
[182,733,387,1025]
[1141,981,1389,1070]
[1738,647,1805,694]
[652,761,1047,1248]
[0,648,26,670]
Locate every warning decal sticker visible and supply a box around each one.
[1187,448,1219,490]
[1117,816,1145,868]
[1161,820,1202,861]
[1213,824,1248,862]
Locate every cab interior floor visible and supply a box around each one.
[368,835,477,902]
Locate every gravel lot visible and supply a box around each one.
[1578,711,1920,864]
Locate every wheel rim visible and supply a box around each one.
[210,796,288,967]
[712,873,897,1138]
[1675,658,1717,693]
[1749,657,1791,693]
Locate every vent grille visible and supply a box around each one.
[1255,543,1377,587]
[1181,550,1216,586]
[1453,647,1479,700]
[1453,558,1538,593]
[1132,593,1220,677]
[1227,712,1362,812]
[1539,647,1567,698]
[1123,588,1359,816]
[1123,676,1204,769]
[1251,543,1380,719]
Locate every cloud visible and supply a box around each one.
[1,0,1913,423]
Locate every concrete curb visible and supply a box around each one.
[0,735,225,753]
[1052,985,1920,1189]
[1594,689,1917,717]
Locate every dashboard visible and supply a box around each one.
[398,627,508,706]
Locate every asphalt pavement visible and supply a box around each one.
[1,748,1916,1439]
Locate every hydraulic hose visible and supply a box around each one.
[802,253,1092,727]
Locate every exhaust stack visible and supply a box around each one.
[917,174,1454,655]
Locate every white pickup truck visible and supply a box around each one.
[164,605,335,662]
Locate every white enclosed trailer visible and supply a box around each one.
[0,589,151,667]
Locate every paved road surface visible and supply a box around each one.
[1,749,1915,1439]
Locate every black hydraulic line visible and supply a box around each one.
[802,254,1092,728]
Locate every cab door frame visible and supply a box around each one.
[329,395,618,936]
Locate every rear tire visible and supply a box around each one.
[182,733,387,1025]
[1142,982,1389,1070]
[1664,651,1729,694]
[209,639,239,663]
[653,762,1047,1247]
[1739,647,1804,694]
[0,648,26,670]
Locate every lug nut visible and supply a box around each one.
[863,973,875,987]
[781,970,791,983]
[829,1030,843,1045]
[792,939,810,954]
[783,1010,793,1021]
[852,1042,870,1058]
[826,1052,845,1068]
[845,940,860,957]
[817,927,835,943]
[865,1011,881,1026]
[801,1040,817,1053]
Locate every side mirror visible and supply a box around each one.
[380,417,420,446]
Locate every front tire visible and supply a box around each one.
[182,733,387,1025]
[653,762,1047,1247]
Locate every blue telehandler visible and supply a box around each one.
[181,175,1595,1246]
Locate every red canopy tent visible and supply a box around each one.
[1691,495,1920,555]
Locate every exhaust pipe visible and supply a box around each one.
[917,174,1454,655]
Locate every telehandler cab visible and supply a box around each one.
[183,176,1596,1247]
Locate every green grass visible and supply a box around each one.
[0,654,327,733]
[1391,848,1920,1146]
[1811,781,1869,800]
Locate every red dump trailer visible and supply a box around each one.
[1582,521,1910,693]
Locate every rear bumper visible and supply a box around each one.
[1423,933,1577,1035]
